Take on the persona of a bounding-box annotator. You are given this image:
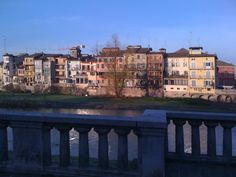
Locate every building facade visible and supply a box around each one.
[124,45,152,88]
[216,60,235,88]
[147,50,165,89]
[164,48,189,94]
[188,47,217,94]
[24,54,42,86]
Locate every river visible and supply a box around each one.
[2,108,236,160]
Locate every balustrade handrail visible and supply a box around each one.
[0,110,166,129]
[166,111,236,122]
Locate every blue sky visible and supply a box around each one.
[0,0,236,64]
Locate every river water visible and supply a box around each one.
[2,108,236,160]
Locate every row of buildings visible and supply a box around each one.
[0,45,235,96]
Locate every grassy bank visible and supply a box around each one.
[0,92,236,113]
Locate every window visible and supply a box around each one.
[191,62,196,69]
[183,62,188,67]
[101,64,104,69]
[204,80,211,87]
[205,71,210,78]
[137,55,140,59]
[191,71,196,78]
[205,62,211,69]
[192,80,196,87]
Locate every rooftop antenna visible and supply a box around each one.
[197,37,201,47]
[3,36,6,54]
[139,37,142,46]
[188,31,192,47]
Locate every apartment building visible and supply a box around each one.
[147,49,165,89]
[2,53,26,86]
[124,45,152,88]
[66,57,80,84]
[217,60,235,87]
[77,55,96,88]
[13,65,25,84]
[34,55,57,85]
[54,55,67,84]
[164,48,189,94]
[188,47,217,94]
[96,48,125,87]
[24,53,43,86]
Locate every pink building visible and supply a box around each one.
[217,60,235,87]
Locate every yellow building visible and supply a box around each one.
[188,47,217,94]
[24,53,43,86]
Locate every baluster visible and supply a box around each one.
[173,119,186,155]
[56,126,71,167]
[166,119,171,154]
[75,127,91,168]
[221,122,233,158]
[0,122,8,161]
[94,127,111,169]
[42,125,52,166]
[204,121,218,157]
[114,128,130,170]
[189,120,202,155]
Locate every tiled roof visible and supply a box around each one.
[98,48,124,57]
[28,53,44,58]
[217,60,235,67]
[167,48,217,58]
[125,46,152,54]
[3,53,14,57]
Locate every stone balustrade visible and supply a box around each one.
[1,110,236,177]
[166,111,236,177]
[0,110,166,177]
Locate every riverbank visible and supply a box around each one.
[0,92,236,113]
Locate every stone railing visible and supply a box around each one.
[1,110,236,177]
[0,110,166,177]
[166,111,236,177]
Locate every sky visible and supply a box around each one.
[0,0,236,64]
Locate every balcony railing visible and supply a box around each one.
[190,66,215,70]
[190,75,215,79]
[165,74,188,78]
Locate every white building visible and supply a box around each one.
[164,48,189,95]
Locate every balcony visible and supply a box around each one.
[165,74,188,78]
[0,110,235,177]
[190,75,215,79]
[190,66,214,70]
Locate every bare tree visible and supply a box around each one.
[106,34,121,48]
[105,53,129,97]
[100,34,130,97]
[91,42,102,55]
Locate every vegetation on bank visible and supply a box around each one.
[0,92,236,113]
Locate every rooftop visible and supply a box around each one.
[217,60,235,67]
[167,48,217,58]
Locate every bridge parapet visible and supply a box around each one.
[0,110,166,177]
[1,110,236,177]
[166,111,236,177]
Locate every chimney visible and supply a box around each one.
[159,48,166,53]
